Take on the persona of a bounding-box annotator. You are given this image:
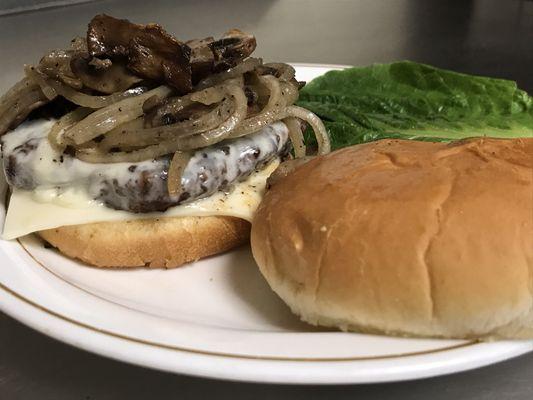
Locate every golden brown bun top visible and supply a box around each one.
[251,137,533,339]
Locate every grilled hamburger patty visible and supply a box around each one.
[1,119,289,212]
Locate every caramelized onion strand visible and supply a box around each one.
[63,85,173,145]
[167,151,192,195]
[283,117,306,158]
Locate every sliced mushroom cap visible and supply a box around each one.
[87,14,192,94]
[210,29,257,71]
[187,37,216,84]
[127,31,191,94]
[87,14,134,57]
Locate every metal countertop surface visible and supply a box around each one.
[1,0,532,398]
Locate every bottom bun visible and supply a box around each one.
[39,215,250,268]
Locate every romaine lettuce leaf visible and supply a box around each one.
[296,61,533,150]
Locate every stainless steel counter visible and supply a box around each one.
[1,0,532,398]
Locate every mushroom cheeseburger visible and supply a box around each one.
[0,15,330,268]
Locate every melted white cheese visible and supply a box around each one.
[1,119,280,240]
[2,159,277,240]
[1,119,165,189]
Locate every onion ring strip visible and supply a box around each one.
[228,75,285,138]
[0,78,36,108]
[282,106,330,155]
[146,83,231,127]
[0,79,47,135]
[167,151,192,195]
[25,65,146,109]
[148,97,195,127]
[96,117,144,149]
[63,85,173,145]
[176,84,247,149]
[280,81,299,106]
[48,107,93,151]
[195,57,262,90]
[99,99,233,149]
[283,117,306,158]
[24,66,57,100]
[189,86,226,105]
[76,85,247,162]
[262,63,296,82]
[230,105,329,155]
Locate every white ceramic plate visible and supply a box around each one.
[0,64,532,385]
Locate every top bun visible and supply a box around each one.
[251,137,533,339]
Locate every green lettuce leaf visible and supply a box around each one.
[296,61,533,150]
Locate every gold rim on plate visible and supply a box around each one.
[0,238,478,363]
